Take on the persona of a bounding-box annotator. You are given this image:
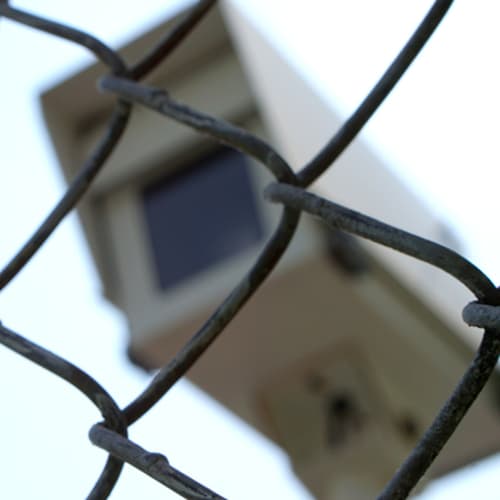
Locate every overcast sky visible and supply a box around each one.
[1,1,500,498]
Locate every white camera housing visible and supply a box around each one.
[41,6,500,499]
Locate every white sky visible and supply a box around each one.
[1,1,499,499]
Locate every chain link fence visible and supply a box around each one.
[1,0,499,498]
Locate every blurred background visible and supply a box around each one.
[1,1,499,498]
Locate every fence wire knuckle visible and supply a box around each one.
[89,424,225,500]
[463,303,500,332]
[264,183,496,301]
[1,0,499,498]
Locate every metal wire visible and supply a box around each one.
[2,1,500,498]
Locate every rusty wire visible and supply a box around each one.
[1,0,499,499]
